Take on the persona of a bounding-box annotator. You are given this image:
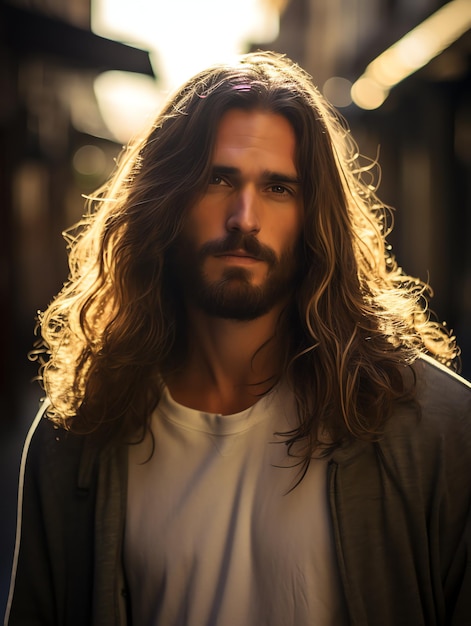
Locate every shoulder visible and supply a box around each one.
[26,401,83,465]
[379,354,471,479]
[394,354,471,439]
[412,353,471,413]
[23,400,101,495]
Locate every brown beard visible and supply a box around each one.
[168,231,302,321]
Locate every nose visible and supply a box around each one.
[226,187,260,234]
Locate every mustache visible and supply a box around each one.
[198,233,278,265]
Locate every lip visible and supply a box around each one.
[214,250,261,263]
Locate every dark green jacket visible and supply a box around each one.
[4,356,471,625]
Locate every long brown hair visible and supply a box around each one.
[34,51,458,450]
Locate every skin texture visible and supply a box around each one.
[183,108,303,291]
[166,109,304,414]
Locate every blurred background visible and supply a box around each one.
[1,0,470,613]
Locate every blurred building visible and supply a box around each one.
[0,0,155,425]
[266,0,471,377]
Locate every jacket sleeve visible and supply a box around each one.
[4,401,57,625]
[443,481,471,625]
[329,358,471,626]
[4,402,96,626]
[409,361,471,624]
[430,369,471,625]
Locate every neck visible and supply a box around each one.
[165,304,288,414]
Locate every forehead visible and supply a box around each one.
[212,109,298,174]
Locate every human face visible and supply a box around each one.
[172,108,304,320]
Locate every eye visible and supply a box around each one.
[269,184,291,195]
[209,174,229,186]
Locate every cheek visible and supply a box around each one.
[275,213,303,251]
[184,204,225,243]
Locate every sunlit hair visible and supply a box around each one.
[34,51,458,453]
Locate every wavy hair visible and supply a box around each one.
[34,51,458,451]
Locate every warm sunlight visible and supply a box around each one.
[91,0,280,142]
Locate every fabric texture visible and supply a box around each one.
[4,355,471,626]
[125,384,346,625]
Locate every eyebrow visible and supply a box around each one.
[212,165,301,186]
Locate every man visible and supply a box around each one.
[5,52,471,625]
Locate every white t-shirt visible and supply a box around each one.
[125,384,346,625]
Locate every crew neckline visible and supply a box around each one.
[156,385,280,436]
